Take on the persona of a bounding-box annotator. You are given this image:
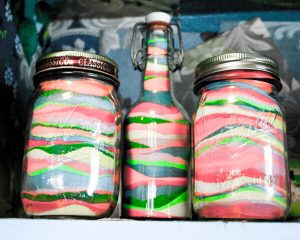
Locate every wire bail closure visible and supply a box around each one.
[130,21,184,72]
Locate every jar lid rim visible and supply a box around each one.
[194,52,282,92]
[39,51,118,68]
[34,51,119,88]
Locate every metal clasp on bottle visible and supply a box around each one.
[130,21,184,72]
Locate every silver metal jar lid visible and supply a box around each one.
[194,52,282,93]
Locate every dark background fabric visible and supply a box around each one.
[0,0,23,216]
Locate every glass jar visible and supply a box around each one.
[192,53,290,220]
[21,51,121,218]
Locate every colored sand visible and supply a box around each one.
[22,79,121,217]
[123,28,191,219]
[193,80,288,219]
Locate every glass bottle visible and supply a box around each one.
[21,51,121,218]
[123,12,191,219]
[193,53,290,220]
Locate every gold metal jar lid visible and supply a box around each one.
[194,52,282,93]
[34,51,119,88]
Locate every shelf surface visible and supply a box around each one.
[1,219,300,240]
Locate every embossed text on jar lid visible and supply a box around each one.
[34,51,119,88]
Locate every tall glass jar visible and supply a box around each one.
[192,53,290,220]
[21,51,121,218]
[122,12,191,219]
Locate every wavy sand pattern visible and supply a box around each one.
[22,79,121,217]
[123,29,191,218]
[193,80,288,219]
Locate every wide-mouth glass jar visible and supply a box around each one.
[192,52,290,220]
[21,51,121,218]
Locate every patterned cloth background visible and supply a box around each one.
[0,0,52,216]
[0,0,23,216]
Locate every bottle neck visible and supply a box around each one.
[142,24,171,98]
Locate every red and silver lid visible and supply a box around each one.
[34,51,119,88]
